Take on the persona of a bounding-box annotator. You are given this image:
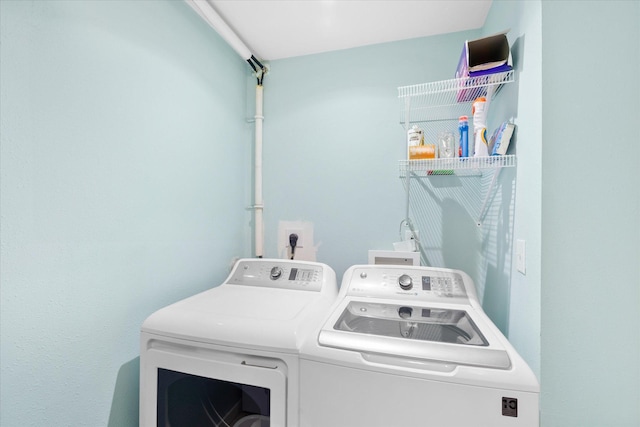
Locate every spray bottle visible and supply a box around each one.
[458,116,469,157]
[472,97,489,157]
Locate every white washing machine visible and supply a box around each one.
[300,264,539,427]
[140,258,337,427]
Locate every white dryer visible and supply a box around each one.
[140,258,337,427]
[300,264,539,427]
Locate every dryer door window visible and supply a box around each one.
[140,340,286,426]
[157,369,270,426]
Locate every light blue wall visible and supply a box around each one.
[0,1,251,426]
[262,31,481,278]
[481,0,543,379]
[540,1,640,426]
[262,4,531,358]
[3,1,638,426]
[264,3,640,427]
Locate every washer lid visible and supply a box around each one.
[318,300,511,369]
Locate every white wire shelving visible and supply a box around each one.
[397,71,517,266]
[399,155,516,178]
[398,70,515,128]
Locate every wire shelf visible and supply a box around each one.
[397,72,517,265]
[398,70,514,99]
[399,155,516,178]
[398,70,515,131]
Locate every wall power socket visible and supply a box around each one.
[286,229,303,248]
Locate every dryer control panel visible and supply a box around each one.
[226,259,325,292]
[344,266,470,302]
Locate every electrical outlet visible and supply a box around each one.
[286,229,303,248]
[278,220,315,261]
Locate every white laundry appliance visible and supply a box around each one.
[140,258,337,427]
[300,264,539,427]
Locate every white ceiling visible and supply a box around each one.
[208,0,493,61]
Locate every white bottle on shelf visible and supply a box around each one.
[472,97,489,157]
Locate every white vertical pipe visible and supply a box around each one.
[254,85,264,257]
[184,0,265,257]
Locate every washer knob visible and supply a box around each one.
[270,266,283,280]
[398,274,413,290]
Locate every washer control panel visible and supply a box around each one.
[227,259,324,292]
[347,266,468,301]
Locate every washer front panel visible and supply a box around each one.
[316,265,511,369]
[345,266,468,302]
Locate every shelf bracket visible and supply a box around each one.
[476,167,502,227]
[403,171,431,266]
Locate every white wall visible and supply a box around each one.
[0,1,251,425]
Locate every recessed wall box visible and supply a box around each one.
[368,250,420,266]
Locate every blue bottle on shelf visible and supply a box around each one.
[459,115,469,157]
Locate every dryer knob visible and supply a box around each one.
[270,266,283,280]
[398,274,413,290]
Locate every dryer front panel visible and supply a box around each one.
[140,336,287,427]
